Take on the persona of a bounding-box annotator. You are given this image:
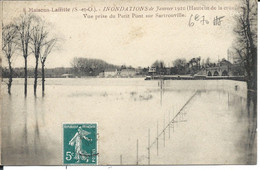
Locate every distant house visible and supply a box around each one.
[98,71,105,78]
[148,67,156,76]
[120,69,136,77]
[148,67,156,73]
[104,69,118,77]
[61,74,75,78]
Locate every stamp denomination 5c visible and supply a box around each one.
[63,123,98,165]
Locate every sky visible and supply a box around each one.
[2,0,241,68]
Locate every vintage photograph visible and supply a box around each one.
[0,0,257,165]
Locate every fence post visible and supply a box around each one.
[163,115,165,147]
[157,121,159,156]
[169,112,170,139]
[120,154,122,165]
[173,108,174,133]
[160,89,162,106]
[148,128,150,165]
[137,139,139,165]
[177,114,179,127]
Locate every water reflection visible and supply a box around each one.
[1,79,257,165]
[33,97,40,154]
[1,95,54,165]
[22,97,28,155]
[245,91,257,164]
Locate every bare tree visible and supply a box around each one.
[40,38,56,96]
[29,17,48,96]
[233,0,257,91]
[2,24,18,94]
[233,1,257,163]
[16,13,33,97]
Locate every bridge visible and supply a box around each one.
[198,65,232,76]
[205,66,230,76]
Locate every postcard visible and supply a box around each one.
[0,0,257,166]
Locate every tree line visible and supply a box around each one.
[70,57,147,77]
[2,13,57,96]
[151,57,226,75]
[71,57,119,77]
[70,57,233,77]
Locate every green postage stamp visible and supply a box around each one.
[63,123,98,165]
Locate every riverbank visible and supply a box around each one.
[145,75,245,81]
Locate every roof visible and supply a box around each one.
[61,74,73,76]
[219,60,232,66]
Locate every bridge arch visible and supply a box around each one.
[208,71,212,76]
[213,71,219,76]
[222,70,228,76]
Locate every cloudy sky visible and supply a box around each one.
[2,0,240,68]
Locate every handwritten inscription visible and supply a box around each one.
[189,14,225,27]
[213,16,225,26]
[189,14,209,27]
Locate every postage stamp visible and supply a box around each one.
[63,123,98,165]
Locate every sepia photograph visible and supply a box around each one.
[0,0,257,166]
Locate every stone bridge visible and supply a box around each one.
[199,65,232,76]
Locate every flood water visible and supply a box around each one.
[1,78,257,165]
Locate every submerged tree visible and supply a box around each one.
[40,38,56,96]
[4,13,58,96]
[30,17,48,96]
[16,13,33,97]
[2,24,18,94]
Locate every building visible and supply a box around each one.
[98,72,105,78]
[148,67,156,73]
[61,74,75,78]
[148,67,156,76]
[104,69,118,77]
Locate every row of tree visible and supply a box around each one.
[71,57,120,77]
[151,57,222,75]
[70,57,144,77]
[2,67,74,79]
[2,13,57,96]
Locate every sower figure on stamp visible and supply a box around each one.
[69,126,92,162]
